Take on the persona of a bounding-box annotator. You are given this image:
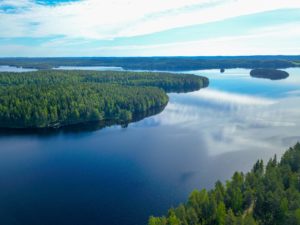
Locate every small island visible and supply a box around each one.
[0,70,208,129]
[250,68,289,80]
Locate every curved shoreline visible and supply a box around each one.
[0,70,208,129]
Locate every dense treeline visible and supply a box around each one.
[250,69,289,80]
[0,56,299,70]
[0,70,208,128]
[0,70,208,92]
[149,143,300,225]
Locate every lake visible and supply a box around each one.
[0,65,37,72]
[0,67,299,225]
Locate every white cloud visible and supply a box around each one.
[1,22,299,56]
[1,0,300,39]
[89,25,300,55]
[189,89,276,105]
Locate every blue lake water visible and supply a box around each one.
[0,67,299,225]
[0,65,37,72]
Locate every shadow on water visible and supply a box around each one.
[0,105,167,137]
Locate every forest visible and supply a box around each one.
[0,70,208,128]
[1,56,300,70]
[149,143,300,225]
[250,69,289,80]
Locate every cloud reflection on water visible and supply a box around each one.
[189,88,276,105]
[138,85,300,157]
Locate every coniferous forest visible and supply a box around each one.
[0,70,208,128]
[250,69,289,80]
[149,143,300,225]
[1,56,300,70]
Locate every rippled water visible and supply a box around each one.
[0,67,299,225]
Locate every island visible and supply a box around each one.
[250,68,289,80]
[0,70,208,129]
[149,142,300,225]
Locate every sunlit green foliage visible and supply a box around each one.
[0,70,208,128]
[149,143,300,225]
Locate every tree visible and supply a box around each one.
[0,70,206,129]
[216,202,226,225]
[225,209,236,225]
[148,143,300,225]
[149,216,167,225]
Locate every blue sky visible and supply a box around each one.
[0,0,299,56]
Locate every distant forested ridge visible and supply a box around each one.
[250,69,289,80]
[0,56,300,71]
[0,70,208,128]
[149,143,300,225]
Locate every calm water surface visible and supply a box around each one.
[0,65,37,72]
[0,67,300,225]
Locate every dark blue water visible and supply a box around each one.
[0,68,299,225]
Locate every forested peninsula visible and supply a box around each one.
[250,69,289,80]
[0,70,208,129]
[149,143,300,225]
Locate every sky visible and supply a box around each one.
[0,0,300,56]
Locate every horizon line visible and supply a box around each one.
[1,54,300,59]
